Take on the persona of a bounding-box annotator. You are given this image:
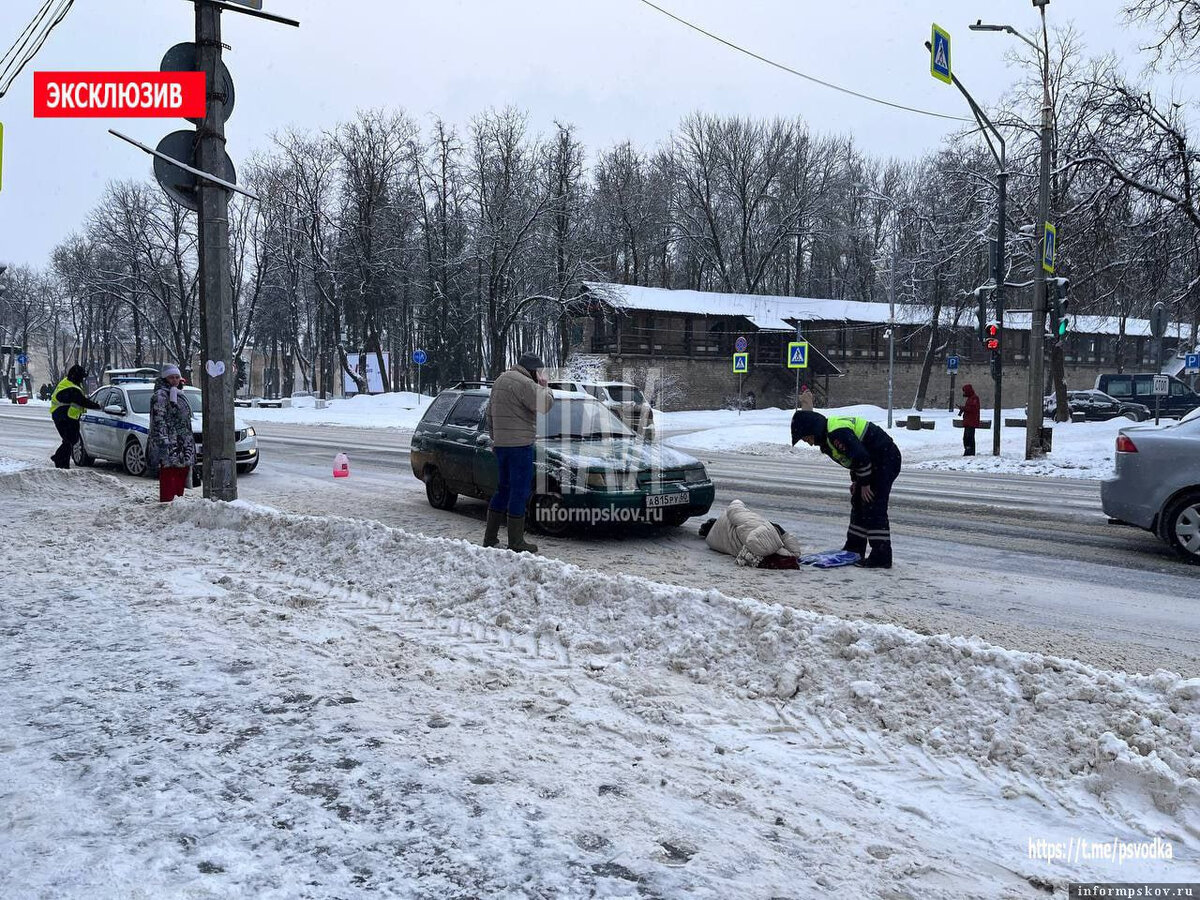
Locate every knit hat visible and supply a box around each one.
[162,364,182,378]
[790,410,828,445]
[517,352,544,373]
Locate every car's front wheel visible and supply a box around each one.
[72,438,95,467]
[1163,491,1200,563]
[424,467,458,510]
[123,438,148,477]
[238,457,259,475]
[529,494,571,536]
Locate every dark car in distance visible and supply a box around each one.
[1095,373,1200,420]
[1044,390,1151,422]
[410,384,715,535]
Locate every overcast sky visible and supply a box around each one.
[0,0,1192,268]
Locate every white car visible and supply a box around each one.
[73,381,260,477]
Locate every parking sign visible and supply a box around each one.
[946,355,959,375]
[1185,353,1200,375]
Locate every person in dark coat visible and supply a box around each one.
[791,410,902,569]
[149,364,197,502]
[958,383,981,456]
[48,365,102,469]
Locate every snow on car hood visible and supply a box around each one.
[541,438,701,472]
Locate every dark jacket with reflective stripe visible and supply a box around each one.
[823,416,897,486]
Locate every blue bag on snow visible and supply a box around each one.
[798,550,861,569]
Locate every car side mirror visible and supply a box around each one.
[475,432,492,446]
[103,404,125,415]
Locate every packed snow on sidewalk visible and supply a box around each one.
[238,391,431,429]
[2,463,1196,898]
[662,405,1141,479]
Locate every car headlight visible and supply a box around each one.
[245,426,256,438]
[684,465,707,483]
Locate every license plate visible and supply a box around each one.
[646,491,688,508]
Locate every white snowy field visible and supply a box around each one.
[661,406,1139,479]
[237,391,429,429]
[1,463,1197,898]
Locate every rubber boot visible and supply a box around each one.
[856,542,893,569]
[506,515,538,553]
[482,508,505,548]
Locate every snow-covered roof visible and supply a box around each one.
[582,282,1192,339]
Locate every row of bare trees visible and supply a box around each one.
[3,1,1198,398]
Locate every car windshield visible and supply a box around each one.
[126,387,202,414]
[605,385,645,404]
[537,398,633,440]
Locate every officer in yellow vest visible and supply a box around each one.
[49,365,102,469]
[790,410,902,568]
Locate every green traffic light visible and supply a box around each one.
[1058,318,1069,336]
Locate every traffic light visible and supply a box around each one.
[975,288,988,344]
[1050,278,1071,338]
[985,321,1001,351]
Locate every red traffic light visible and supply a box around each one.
[985,322,1001,351]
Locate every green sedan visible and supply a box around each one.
[410,384,715,535]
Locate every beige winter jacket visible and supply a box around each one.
[487,365,555,447]
[705,499,804,567]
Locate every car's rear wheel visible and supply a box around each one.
[123,438,148,477]
[1163,491,1200,563]
[424,467,458,510]
[530,494,571,536]
[72,438,95,467]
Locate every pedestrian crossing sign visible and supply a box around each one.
[787,341,809,369]
[732,352,749,374]
[1042,222,1057,274]
[931,24,952,85]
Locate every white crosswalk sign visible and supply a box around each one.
[732,352,749,374]
[787,341,809,369]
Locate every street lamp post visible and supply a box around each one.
[925,41,1008,457]
[972,2,1054,459]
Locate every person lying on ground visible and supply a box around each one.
[698,499,805,569]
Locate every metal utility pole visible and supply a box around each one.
[928,36,1007,456]
[1025,2,1053,459]
[888,235,897,429]
[195,0,236,500]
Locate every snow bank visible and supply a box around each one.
[160,497,1200,822]
[3,469,1196,896]
[664,405,1138,478]
[238,391,431,428]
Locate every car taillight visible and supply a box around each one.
[1116,435,1138,453]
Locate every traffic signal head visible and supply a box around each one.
[1052,278,1071,337]
[985,321,1001,351]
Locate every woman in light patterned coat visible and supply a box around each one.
[149,364,196,502]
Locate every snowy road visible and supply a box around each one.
[2,408,1197,676]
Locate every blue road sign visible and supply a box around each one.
[412,349,427,366]
[16,353,27,365]
[734,335,748,353]
[1042,223,1057,274]
[1186,353,1200,374]
[732,352,749,374]
[946,355,959,374]
[931,24,952,85]
[787,342,809,369]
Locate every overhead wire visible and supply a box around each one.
[0,0,76,100]
[635,0,972,124]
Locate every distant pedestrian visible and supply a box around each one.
[959,383,981,456]
[483,351,555,552]
[149,365,196,502]
[791,410,902,569]
[698,499,804,568]
[49,365,102,469]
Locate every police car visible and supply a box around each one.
[73,374,260,477]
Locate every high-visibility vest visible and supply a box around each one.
[50,377,86,420]
[824,415,869,469]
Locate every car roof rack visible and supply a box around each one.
[449,380,494,390]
